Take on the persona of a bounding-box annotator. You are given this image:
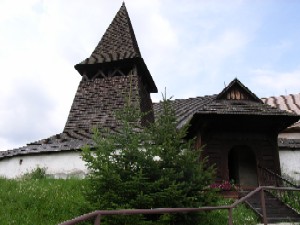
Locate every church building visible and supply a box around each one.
[0,3,299,188]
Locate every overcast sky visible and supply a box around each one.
[1,0,300,150]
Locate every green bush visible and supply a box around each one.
[21,166,47,179]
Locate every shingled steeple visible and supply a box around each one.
[64,3,157,134]
[74,3,156,93]
[79,2,141,64]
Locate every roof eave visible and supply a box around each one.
[74,57,157,93]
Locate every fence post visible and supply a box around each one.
[94,214,101,225]
[228,208,233,225]
[260,189,267,225]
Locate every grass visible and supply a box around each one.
[201,198,259,225]
[273,174,300,214]
[277,190,300,213]
[0,178,90,225]
[0,170,258,225]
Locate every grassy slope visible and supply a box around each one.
[0,178,90,225]
[0,178,258,225]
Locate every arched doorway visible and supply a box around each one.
[228,146,258,188]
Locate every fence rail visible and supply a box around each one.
[258,165,299,187]
[59,186,300,225]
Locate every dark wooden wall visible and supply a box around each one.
[198,131,281,186]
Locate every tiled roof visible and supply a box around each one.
[262,93,300,115]
[262,94,300,130]
[78,3,141,65]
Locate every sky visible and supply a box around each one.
[1,0,300,150]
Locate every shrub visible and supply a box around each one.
[21,166,47,180]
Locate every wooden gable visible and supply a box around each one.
[223,86,251,100]
[216,78,263,103]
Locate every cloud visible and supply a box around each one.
[0,80,56,148]
[0,0,39,23]
[147,0,262,101]
[250,69,300,96]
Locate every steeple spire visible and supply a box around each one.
[78,3,141,65]
[64,4,157,134]
[74,3,157,93]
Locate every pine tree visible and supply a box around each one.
[82,94,216,225]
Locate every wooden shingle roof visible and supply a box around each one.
[153,95,299,130]
[1,97,299,159]
[0,131,93,159]
[154,79,299,129]
[1,78,299,159]
[77,3,141,65]
[153,96,215,128]
[74,3,157,93]
[195,98,295,116]
[63,76,138,133]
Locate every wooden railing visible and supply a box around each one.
[258,166,300,214]
[258,165,299,188]
[59,186,300,225]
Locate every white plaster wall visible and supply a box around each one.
[279,133,300,139]
[279,150,300,182]
[0,151,88,179]
[1,149,299,182]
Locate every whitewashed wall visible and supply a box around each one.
[0,151,88,179]
[1,149,300,182]
[279,133,300,139]
[279,150,300,182]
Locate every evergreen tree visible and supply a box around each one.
[82,94,216,225]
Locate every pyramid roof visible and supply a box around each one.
[78,3,141,65]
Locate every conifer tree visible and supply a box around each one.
[82,94,216,225]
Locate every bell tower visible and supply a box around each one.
[64,3,157,133]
